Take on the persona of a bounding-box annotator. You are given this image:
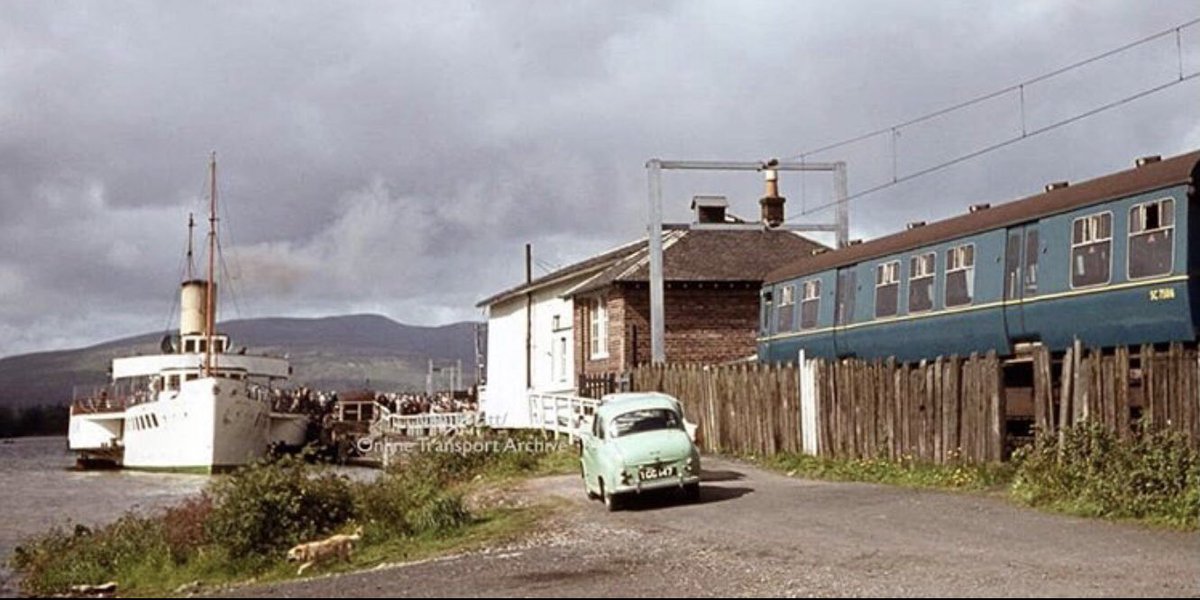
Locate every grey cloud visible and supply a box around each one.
[1,0,1197,357]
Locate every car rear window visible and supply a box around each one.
[610,409,682,437]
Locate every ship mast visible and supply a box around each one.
[205,153,218,377]
[186,212,195,281]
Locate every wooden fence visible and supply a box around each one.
[630,363,802,456]
[1032,343,1200,446]
[630,344,1199,463]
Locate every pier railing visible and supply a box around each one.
[528,392,600,438]
[372,409,483,438]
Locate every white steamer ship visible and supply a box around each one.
[67,155,308,473]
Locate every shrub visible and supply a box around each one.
[11,516,171,596]
[1011,422,1200,527]
[205,456,356,560]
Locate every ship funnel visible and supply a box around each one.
[180,280,215,335]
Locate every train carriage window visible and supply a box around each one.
[908,253,935,312]
[777,285,796,333]
[1128,198,1174,280]
[800,279,821,329]
[1005,233,1021,300]
[760,290,773,334]
[945,244,975,307]
[875,261,900,318]
[1071,212,1112,288]
[1025,228,1040,295]
[836,270,856,325]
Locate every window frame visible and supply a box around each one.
[776,284,797,333]
[799,279,821,330]
[588,296,608,359]
[944,243,976,308]
[874,260,901,318]
[1126,198,1175,281]
[1069,211,1114,290]
[908,252,936,313]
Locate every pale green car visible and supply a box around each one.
[578,393,701,511]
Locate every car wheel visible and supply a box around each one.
[601,479,620,512]
[683,482,701,503]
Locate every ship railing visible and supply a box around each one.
[70,385,154,414]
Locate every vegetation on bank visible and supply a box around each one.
[9,433,577,597]
[759,422,1199,529]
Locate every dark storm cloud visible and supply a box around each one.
[1,0,1198,356]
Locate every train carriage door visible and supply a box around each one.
[833,267,857,357]
[1003,224,1039,342]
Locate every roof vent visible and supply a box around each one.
[1135,155,1161,168]
[907,221,926,230]
[811,247,829,256]
[969,203,991,213]
[690,195,729,224]
[1044,181,1070,192]
[847,239,863,246]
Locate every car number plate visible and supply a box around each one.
[639,465,676,480]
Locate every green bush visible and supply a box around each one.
[11,517,172,596]
[1011,422,1200,527]
[205,456,356,561]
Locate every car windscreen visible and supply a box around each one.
[609,408,682,437]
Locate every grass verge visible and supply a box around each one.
[9,432,577,597]
[753,422,1199,530]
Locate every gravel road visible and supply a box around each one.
[234,457,1199,597]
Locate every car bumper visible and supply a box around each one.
[612,473,700,495]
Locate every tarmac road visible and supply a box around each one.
[236,457,1199,597]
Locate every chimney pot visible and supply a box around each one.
[760,169,785,227]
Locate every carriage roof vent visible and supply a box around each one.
[1044,181,1070,192]
[969,203,991,213]
[1135,155,1161,168]
[847,239,863,246]
[906,221,926,230]
[811,247,829,256]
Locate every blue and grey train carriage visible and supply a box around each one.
[758,150,1200,363]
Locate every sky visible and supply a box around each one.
[1,1,1198,358]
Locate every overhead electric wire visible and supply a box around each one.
[797,70,1199,216]
[781,16,1200,217]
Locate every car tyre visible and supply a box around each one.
[601,479,620,512]
[683,482,701,503]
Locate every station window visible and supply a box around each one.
[945,244,975,307]
[908,252,935,312]
[800,279,821,330]
[875,261,900,318]
[1128,198,1174,280]
[1071,212,1112,288]
[589,296,608,359]
[777,285,796,332]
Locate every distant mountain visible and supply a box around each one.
[0,314,481,409]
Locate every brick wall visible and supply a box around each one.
[576,281,760,377]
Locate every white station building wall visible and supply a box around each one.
[480,276,582,429]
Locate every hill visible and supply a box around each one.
[0,314,480,409]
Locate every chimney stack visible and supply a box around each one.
[691,195,729,224]
[759,168,785,227]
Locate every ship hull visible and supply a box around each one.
[120,377,271,472]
